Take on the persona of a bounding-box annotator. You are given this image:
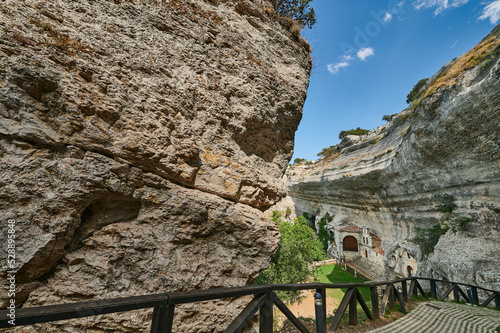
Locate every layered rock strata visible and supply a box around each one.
[0,0,311,331]
[288,26,500,293]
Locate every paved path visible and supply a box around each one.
[368,301,500,333]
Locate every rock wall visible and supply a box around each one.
[0,0,311,331]
[288,26,500,294]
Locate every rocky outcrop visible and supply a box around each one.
[0,0,311,331]
[288,26,500,293]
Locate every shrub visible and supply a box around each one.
[317,144,338,157]
[434,194,456,213]
[317,213,333,252]
[255,214,325,303]
[382,113,400,122]
[293,157,306,164]
[442,216,470,233]
[406,78,428,104]
[411,224,447,256]
[285,206,292,217]
[277,0,316,29]
[338,127,370,140]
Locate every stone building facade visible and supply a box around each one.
[332,224,383,264]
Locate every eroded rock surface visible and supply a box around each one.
[0,0,311,331]
[288,26,500,293]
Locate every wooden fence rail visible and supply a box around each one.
[1,277,499,332]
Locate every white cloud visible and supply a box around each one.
[341,54,354,61]
[479,0,500,24]
[413,0,469,15]
[450,40,458,48]
[327,62,350,74]
[357,47,375,61]
[384,12,393,23]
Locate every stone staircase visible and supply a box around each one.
[346,256,385,281]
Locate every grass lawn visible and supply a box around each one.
[314,264,373,322]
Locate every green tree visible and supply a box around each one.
[406,78,428,104]
[277,0,317,29]
[293,157,306,164]
[255,214,325,303]
[338,127,370,140]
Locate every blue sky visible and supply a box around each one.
[292,0,500,161]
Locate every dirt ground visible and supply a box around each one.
[286,289,341,318]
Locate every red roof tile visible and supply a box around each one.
[373,246,385,255]
[335,224,381,240]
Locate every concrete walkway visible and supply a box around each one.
[368,301,500,333]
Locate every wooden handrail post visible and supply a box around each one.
[453,285,460,302]
[370,286,380,318]
[408,279,416,300]
[471,286,479,305]
[401,280,408,302]
[388,285,395,311]
[314,291,325,333]
[349,288,358,326]
[316,288,327,333]
[430,279,437,299]
[151,305,175,333]
[259,292,273,333]
[396,286,405,313]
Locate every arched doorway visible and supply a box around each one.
[343,236,358,252]
[407,266,414,277]
[365,250,368,258]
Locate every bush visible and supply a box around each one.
[434,194,456,213]
[382,113,399,122]
[293,157,306,164]
[442,216,470,233]
[317,145,338,157]
[338,127,370,140]
[411,224,447,256]
[255,213,325,303]
[406,78,428,104]
[317,213,333,253]
[277,0,316,29]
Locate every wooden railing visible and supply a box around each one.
[1,277,499,332]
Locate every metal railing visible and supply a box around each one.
[1,276,499,332]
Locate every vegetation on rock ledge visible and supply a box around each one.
[339,127,370,140]
[412,194,470,256]
[277,0,316,29]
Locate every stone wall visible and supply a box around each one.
[0,0,311,331]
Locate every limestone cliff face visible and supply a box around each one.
[0,0,311,331]
[288,26,500,292]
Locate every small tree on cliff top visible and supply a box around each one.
[277,0,317,29]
